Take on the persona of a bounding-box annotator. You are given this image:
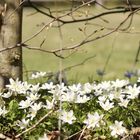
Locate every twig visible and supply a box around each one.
[15,110,53,138]
[64,55,96,71]
[22,20,54,44]
[0,6,139,60]
[28,0,96,23]
[60,7,140,24]
[65,130,82,140]
[26,0,140,24]
[60,8,140,52]
[78,126,87,140]
[134,41,140,65]
[4,0,25,21]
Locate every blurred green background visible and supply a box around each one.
[22,1,140,83]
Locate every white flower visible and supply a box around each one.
[113,90,122,99]
[17,118,30,129]
[75,94,90,103]
[49,89,62,100]
[98,95,107,102]
[30,72,46,79]
[6,79,31,94]
[111,79,129,89]
[26,92,40,101]
[0,106,8,117]
[2,91,12,98]
[49,83,67,100]
[126,84,140,99]
[30,83,40,93]
[108,93,114,101]
[109,121,127,138]
[98,81,111,91]
[83,112,103,128]
[83,83,93,93]
[93,84,103,96]
[39,134,49,140]
[59,110,76,124]
[31,102,42,111]
[21,81,31,94]
[41,82,55,90]
[68,83,81,93]
[57,83,68,91]
[6,78,22,93]
[19,99,33,109]
[137,77,140,82]
[43,100,54,110]
[27,102,42,120]
[98,99,114,111]
[118,98,130,108]
[61,91,76,102]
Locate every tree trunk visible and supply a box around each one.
[0,0,22,89]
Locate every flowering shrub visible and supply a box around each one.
[0,73,139,140]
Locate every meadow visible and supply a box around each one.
[0,2,139,139]
[22,2,140,83]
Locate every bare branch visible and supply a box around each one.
[134,41,140,65]
[26,0,140,25]
[4,0,26,21]
[15,110,53,139]
[0,2,139,61]
[56,8,140,52]
[22,20,54,44]
[78,126,87,140]
[64,55,96,71]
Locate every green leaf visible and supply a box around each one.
[7,100,20,121]
[9,99,19,111]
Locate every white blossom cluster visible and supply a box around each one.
[0,76,139,138]
[30,72,47,79]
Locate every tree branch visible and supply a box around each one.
[15,110,53,139]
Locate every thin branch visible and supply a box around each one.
[26,11,38,16]
[134,41,140,65]
[15,110,53,139]
[22,20,54,44]
[59,6,140,24]
[39,37,47,48]
[64,130,82,140]
[27,0,60,21]
[64,55,96,71]
[127,0,133,12]
[28,0,96,22]
[4,0,26,21]
[78,126,87,140]
[22,44,65,59]
[59,8,140,52]
[0,6,139,60]
[26,0,140,25]
[85,22,140,34]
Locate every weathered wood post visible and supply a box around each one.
[0,0,22,89]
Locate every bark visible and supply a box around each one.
[0,0,22,89]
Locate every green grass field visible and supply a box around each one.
[22,3,140,83]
